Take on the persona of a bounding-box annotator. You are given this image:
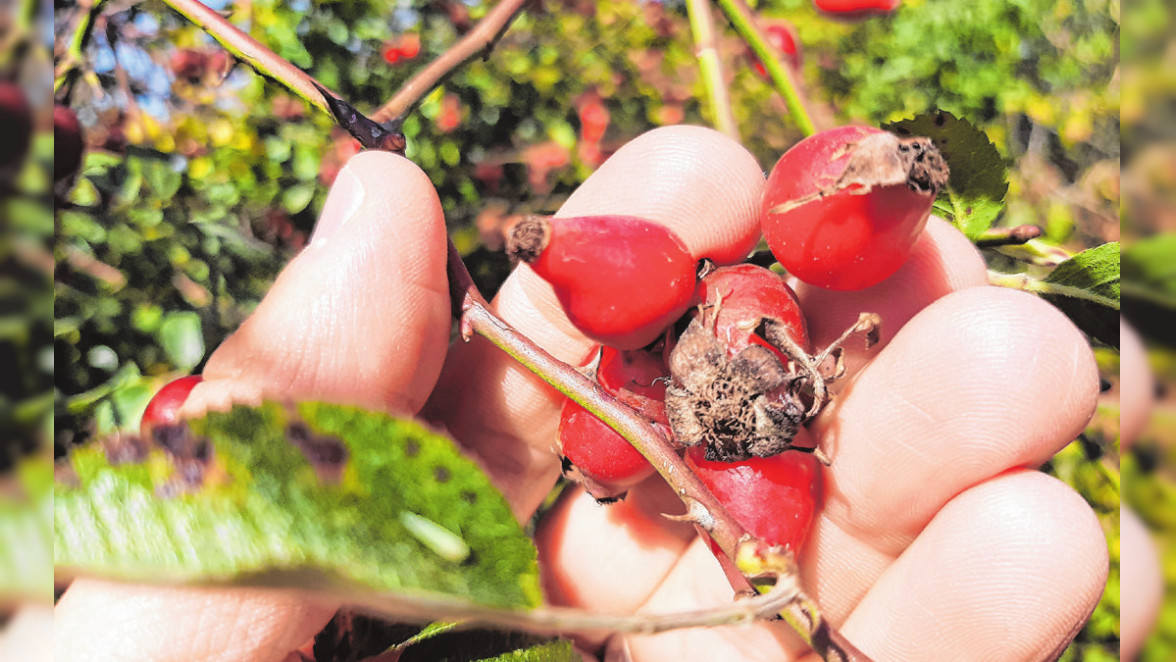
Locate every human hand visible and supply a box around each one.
[54,127,1109,662]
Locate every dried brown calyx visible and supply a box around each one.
[665,306,880,463]
[771,131,950,216]
[835,131,949,196]
[504,215,551,263]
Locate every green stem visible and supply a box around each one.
[995,238,1074,268]
[987,269,1120,310]
[714,0,815,137]
[686,0,739,140]
[159,0,335,116]
[973,225,1042,248]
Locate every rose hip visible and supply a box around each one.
[761,126,948,291]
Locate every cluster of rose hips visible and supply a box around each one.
[509,125,947,557]
[141,125,947,562]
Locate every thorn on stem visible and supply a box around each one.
[313,81,406,154]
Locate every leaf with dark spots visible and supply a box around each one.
[152,423,211,463]
[55,401,541,610]
[286,421,348,482]
[102,434,149,465]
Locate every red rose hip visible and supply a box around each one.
[507,215,697,350]
[761,125,948,291]
[686,442,822,556]
[140,375,203,439]
[813,0,900,14]
[559,346,670,499]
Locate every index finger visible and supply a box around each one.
[422,125,766,519]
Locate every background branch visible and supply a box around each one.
[160,0,338,116]
[714,0,815,137]
[371,0,531,124]
[686,0,739,140]
[53,0,109,98]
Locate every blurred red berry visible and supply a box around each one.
[140,375,203,440]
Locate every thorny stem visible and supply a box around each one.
[160,0,337,117]
[446,242,872,662]
[715,0,816,137]
[446,242,744,558]
[685,0,739,141]
[987,269,1119,310]
[371,0,531,124]
[161,0,402,150]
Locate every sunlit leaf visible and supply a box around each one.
[884,110,1008,239]
[158,311,205,371]
[55,402,541,609]
[1041,243,1120,347]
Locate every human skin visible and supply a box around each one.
[54,127,1108,662]
[1119,318,1162,661]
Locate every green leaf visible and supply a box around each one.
[1122,235,1176,309]
[282,183,316,214]
[475,640,578,662]
[1121,235,1176,346]
[142,159,184,199]
[884,110,1008,239]
[55,402,541,609]
[158,311,205,372]
[0,458,53,604]
[1041,243,1120,347]
[389,622,577,662]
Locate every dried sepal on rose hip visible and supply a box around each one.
[559,345,671,501]
[666,264,813,462]
[666,264,879,463]
[761,125,949,291]
[506,214,697,350]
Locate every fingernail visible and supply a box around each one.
[311,166,364,248]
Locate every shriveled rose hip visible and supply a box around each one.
[666,264,812,462]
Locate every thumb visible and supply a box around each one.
[185,150,451,417]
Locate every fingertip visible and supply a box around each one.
[54,580,336,662]
[840,471,1108,661]
[200,148,450,416]
[557,125,766,264]
[1122,504,1163,659]
[796,217,987,379]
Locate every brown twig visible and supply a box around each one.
[371,0,531,124]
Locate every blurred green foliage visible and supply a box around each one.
[52,0,1121,657]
